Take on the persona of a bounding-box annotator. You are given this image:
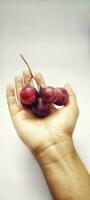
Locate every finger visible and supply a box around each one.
[34,72,46,89]
[6,84,21,117]
[15,75,24,102]
[23,69,34,86]
[64,83,77,105]
[64,83,79,114]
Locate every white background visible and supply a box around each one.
[0,0,90,200]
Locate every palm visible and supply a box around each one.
[6,70,79,153]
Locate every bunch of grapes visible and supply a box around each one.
[20,55,68,118]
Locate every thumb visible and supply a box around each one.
[64,83,79,115]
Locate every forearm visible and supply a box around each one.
[36,136,90,200]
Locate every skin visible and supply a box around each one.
[6,69,90,200]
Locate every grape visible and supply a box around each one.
[32,97,51,117]
[20,86,38,106]
[55,87,68,106]
[40,86,58,104]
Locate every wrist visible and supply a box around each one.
[35,136,90,200]
[35,134,76,169]
[34,134,90,200]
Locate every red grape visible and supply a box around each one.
[55,87,68,106]
[32,97,51,117]
[20,86,38,106]
[40,86,58,104]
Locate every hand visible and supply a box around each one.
[6,69,79,156]
[6,70,90,200]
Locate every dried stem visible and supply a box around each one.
[20,54,34,83]
[20,54,42,90]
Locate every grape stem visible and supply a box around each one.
[20,54,43,90]
[20,54,34,83]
